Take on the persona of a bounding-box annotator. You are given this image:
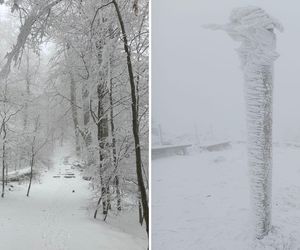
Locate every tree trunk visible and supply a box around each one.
[2,142,4,198]
[94,83,109,218]
[24,51,30,130]
[1,138,5,198]
[115,175,121,211]
[5,158,8,186]
[27,120,38,197]
[69,71,81,157]
[138,199,143,225]
[26,151,34,197]
[108,58,121,211]
[1,126,6,198]
[82,83,93,166]
[112,0,149,236]
[66,45,81,157]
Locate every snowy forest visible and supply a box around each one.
[0,0,148,249]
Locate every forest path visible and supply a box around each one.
[0,149,145,250]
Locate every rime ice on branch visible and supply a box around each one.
[206,7,283,239]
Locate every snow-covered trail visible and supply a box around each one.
[0,152,145,250]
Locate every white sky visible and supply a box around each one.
[152,0,300,142]
[0,4,9,19]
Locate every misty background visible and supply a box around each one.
[152,0,300,143]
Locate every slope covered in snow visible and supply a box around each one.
[0,147,146,250]
[152,143,300,249]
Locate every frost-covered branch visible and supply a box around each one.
[0,0,63,79]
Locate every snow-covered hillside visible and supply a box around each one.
[152,143,300,249]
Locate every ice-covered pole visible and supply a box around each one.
[205,7,283,239]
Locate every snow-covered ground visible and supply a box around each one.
[0,147,146,250]
[152,143,300,249]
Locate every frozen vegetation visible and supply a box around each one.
[0,0,149,248]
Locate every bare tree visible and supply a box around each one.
[65,44,81,157]
[111,0,149,236]
[0,84,23,197]
[27,116,48,197]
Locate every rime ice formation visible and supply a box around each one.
[206,7,282,239]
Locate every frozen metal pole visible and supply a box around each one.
[206,7,283,239]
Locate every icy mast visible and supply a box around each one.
[207,7,283,239]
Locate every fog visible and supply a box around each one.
[152,0,300,142]
[0,1,148,248]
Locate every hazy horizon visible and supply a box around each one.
[152,0,300,143]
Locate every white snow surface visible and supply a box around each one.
[152,143,300,249]
[0,147,146,250]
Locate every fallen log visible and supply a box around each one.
[1,167,37,182]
